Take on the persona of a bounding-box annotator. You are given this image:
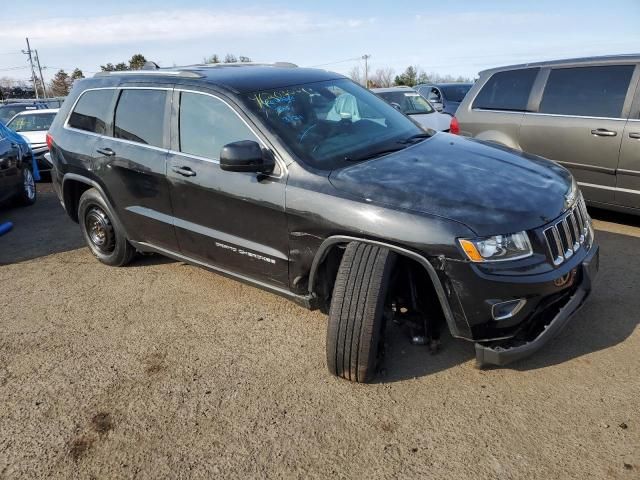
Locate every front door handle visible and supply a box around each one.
[172,165,196,177]
[96,147,116,156]
[590,128,617,137]
[629,132,640,139]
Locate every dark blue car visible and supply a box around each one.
[0,121,39,206]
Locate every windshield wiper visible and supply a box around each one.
[344,146,407,162]
[397,132,432,144]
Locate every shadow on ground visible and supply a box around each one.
[0,185,85,265]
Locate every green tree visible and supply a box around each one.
[49,69,71,96]
[224,53,238,63]
[238,56,251,63]
[394,66,419,86]
[128,54,147,70]
[71,68,84,81]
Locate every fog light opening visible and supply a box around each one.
[492,299,527,321]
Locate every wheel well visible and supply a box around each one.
[311,242,446,331]
[62,179,92,222]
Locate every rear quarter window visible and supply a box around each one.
[539,65,634,118]
[472,68,539,111]
[113,89,167,148]
[68,89,115,134]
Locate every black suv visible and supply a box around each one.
[48,64,599,382]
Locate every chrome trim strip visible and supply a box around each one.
[578,181,640,195]
[617,168,640,177]
[471,108,630,122]
[491,299,527,321]
[555,160,616,175]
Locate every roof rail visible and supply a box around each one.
[93,70,203,78]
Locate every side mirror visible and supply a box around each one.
[433,102,444,112]
[390,102,402,111]
[220,140,274,174]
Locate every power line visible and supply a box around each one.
[308,56,363,68]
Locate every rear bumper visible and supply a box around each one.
[474,244,599,367]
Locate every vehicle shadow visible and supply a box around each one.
[0,189,85,265]
[378,208,640,382]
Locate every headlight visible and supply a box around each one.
[458,231,532,262]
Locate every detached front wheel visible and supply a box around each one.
[326,242,396,383]
[78,188,135,266]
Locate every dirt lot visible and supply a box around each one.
[0,184,638,479]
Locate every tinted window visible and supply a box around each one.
[114,89,166,147]
[539,65,634,118]
[473,68,539,111]
[0,105,28,124]
[179,92,258,159]
[440,84,472,102]
[68,90,114,134]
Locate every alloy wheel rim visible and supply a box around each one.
[23,169,35,200]
[85,207,115,253]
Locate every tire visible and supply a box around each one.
[326,242,396,383]
[78,188,135,267]
[16,166,36,206]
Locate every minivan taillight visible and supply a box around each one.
[46,132,53,150]
[449,116,460,135]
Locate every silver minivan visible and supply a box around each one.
[455,55,640,214]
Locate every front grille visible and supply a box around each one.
[543,196,590,266]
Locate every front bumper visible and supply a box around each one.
[31,145,51,173]
[474,244,599,367]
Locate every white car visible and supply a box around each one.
[371,87,451,132]
[6,108,59,173]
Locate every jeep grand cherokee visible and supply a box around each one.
[46,63,599,382]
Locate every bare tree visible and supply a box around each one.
[372,68,395,87]
[348,65,363,85]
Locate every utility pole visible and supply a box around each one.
[362,54,370,88]
[34,50,48,99]
[22,37,39,100]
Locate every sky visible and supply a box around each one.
[1,0,639,83]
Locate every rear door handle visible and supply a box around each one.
[590,128,617,137]
[171,165,196,177]
[96,147,116,156]
[629,132,640,139]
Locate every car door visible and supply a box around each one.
[519,64,637,205]
[616,76,640,208]
[0,134,20,203]
[166,88,289,287]
[94,86,179,251]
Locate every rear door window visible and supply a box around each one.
[472,68,539,111]
[114,89,167,147]
[68,89,115,134]
[539,65,634,118]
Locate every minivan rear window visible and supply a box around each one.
[539,65,634,118]
[472,68,539,112]
[68,89,114,134]
[114,89,166,147]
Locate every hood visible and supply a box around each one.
[409,112,451,132]
[329,133,573,236]
[18,130,47,146]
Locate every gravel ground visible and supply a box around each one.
[0,184,638,479]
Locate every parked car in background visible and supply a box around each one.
[0,102,49,125]
[0,121,37,206]
[455,54,640,215]
[6,108,59,174]
[371,86,451,131]
[47,63,598,382]
[415,83,473,115]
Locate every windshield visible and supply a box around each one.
[7,112,56,132]
[440,84,472,103]
[376,91,434,115]
[242,79,427,170]
[0,105,32,124]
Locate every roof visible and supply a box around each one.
[479,53,640,75]
[415,82,473,88]
[12,108,59,115]
[371,86,415,93]
[93,63,345,94]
